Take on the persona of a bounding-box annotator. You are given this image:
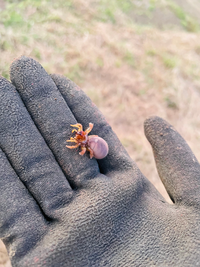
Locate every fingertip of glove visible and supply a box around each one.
[50,73,61,80]
[144,115,163,132]
[0,75,12,89]
[10,56,29,82]
[0,75,9,83]
[50,74,66,85]
[10,56,44,83]
[10,55,30,71]
[50,73,82,94]
[144,116,171,144]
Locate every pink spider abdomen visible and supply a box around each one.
[88,136,109,159]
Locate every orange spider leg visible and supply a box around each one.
[79,146,86,156]
[66,143,80,149]
[66,138,78,144]
[85,123,94,134]
[67,137,77,142]
[87,147,94,159]
[70,123,83,132]
[66,137,78,148]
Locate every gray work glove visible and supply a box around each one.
[0,56,199,267]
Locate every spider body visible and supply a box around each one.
[66,123,109,159]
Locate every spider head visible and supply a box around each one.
[75,131,88,143]
[76,131,84,136]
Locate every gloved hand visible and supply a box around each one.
[0,56,200,267]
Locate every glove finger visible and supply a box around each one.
[0,147,48,262]
[144,116,200,206]
[10,56,100,188]
[0,76,73,217]
[50,74,136,175]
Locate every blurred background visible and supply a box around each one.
[0,0,200,266]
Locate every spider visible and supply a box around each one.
[66,123,109,159]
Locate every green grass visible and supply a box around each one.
[98,0,133,23]
[165,96,178,109]
[162,54,177,69]
[167,0,199,32]
[67,64,83,83]
[0,0,199,85]
[123,51,135,68]
[96,57,104,67]
[146,49,157,57]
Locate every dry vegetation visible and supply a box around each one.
[1,0,200,266]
